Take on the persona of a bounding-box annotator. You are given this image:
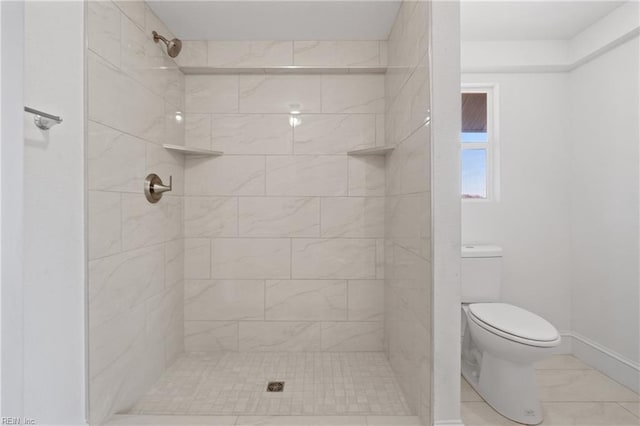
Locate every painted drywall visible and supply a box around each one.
[569,36,639,387]
[0,0,25,417]
[461,1,638,73]
[461,1,640,394]
[431,1,463,425]
[22,2,86,424]
[461,73,573,336]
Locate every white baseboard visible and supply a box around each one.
[434,421,465,426]
[565,332,640,393]
[554,331,573,355]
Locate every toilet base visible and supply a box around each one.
[462,351,543,425]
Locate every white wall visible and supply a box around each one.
[22,2,87,424]
[569,36,639,390]
[431,1,463,425]
[0,0,25,417]
[461,1,640,394]
[461,73,573,336]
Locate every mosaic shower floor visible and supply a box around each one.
[129,352,412,417]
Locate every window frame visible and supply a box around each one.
[461,83,500,202]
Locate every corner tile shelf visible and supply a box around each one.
[347,146,395,156]
[163,144,223,157]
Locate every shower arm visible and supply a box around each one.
[152,31,168,45]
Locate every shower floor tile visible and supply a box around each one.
[129,352,412,417]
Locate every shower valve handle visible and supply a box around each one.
[144,174,172,203]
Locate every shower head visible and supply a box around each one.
[152,30,182,58]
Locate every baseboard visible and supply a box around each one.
[565,332,640,393]
[554,331,573,354]
[433,421,465,426]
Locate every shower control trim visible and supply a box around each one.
[144,173,172,203]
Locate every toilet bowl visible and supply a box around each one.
[461,303,560,425]
[460,245,561,425]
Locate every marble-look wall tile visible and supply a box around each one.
[185,113,212,150]
[375,114,386,146]
[184,196,238,238]
[348,280,384,321]
[384,1,432,420]
[265,280,347,321]
[385,125,431,196]
[321,322,384,351]
[293,114,376,154]
[293,41,381,67]
[386,193,431,259]
[89,245,165,328]
[185,280,264,320]
[348,156,386,196]
[376,239,385,279]
[185,321,238,351]
[379,41,388,67]
[113,1,145,30]
[185,156,265,196]
[88,4,185,424]
[266,156,348,196]
[88,52,165,144]
[239,322,322,352]
[121,194,182,251]
[184,238,211,280]
[239,197,319,237]
[165,239,184,288]
[208,41,293,67]
[321,197,384,238]
[176,40,208,68]
[292,239,376,279]
[87,0,121,67]
[89,304,148,424]
[239,75,322,113]
[143,3,175,44]
[211,114,292,155]
[164,101,186,146]
[211,238,290,279]
[386,55,430,146]
[88,191,121,260]
[185,75,239,113]
[322,75,385,114]
[146,285,184,366]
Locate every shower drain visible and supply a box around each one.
[266,381,285,392]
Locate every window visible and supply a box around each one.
[461,85,499,200]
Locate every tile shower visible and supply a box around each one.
[86,1,431,425]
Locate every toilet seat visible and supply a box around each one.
[468,303,560,348]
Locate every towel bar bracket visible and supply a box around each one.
[24,106,63,130]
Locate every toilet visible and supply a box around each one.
[461,245,560,425]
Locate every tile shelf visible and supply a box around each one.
[347,146,395,156]
[163,144,223,157]
[181,66,387,75]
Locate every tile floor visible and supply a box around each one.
[106,415,420,425]
[129,352,411,417]
[462,355,640,425]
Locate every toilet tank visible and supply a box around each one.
[461,245,503,303]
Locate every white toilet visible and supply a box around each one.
[461,245,560,425]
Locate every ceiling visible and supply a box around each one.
[461,1,625,41]
[147,1,402,41]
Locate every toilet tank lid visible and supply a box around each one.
[462,245,503,258]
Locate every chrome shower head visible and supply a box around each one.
[152,30,182,58]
